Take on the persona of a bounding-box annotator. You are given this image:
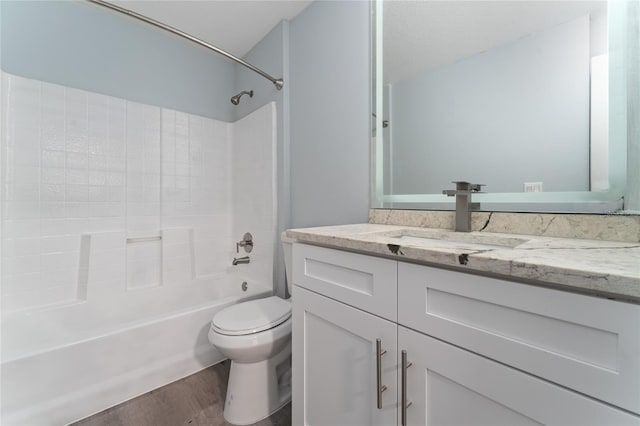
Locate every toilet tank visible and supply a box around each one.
[281,232,295,296]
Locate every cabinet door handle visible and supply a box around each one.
[401,350,413,426]
[376,338,388,409]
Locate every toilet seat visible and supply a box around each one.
[213,296,291,336]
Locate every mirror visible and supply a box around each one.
[371,0,636,213]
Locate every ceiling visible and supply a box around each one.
[384,1,608,84]
[110,0,312,58]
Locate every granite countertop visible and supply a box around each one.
[286,223,640,302]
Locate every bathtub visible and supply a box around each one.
[1,276,272,426]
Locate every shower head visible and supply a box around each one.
[230,90,254,105]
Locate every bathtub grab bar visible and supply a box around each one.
[126,236,162,244]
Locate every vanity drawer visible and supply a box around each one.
[292,243,397,321]
[398,262,640,414]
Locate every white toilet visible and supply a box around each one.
[208,233,295,425]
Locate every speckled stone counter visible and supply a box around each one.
[286,223,640,302]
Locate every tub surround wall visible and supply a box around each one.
[369,209,640,243]
[1,72,233,312]
[231,103,277,292]
[1,72,277,425]
[233,20,289,297]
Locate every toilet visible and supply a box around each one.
[208,233,295,425]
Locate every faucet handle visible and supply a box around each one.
[236,232,254,253]
[446,182,486,194]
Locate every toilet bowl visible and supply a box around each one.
[207,233,295,425]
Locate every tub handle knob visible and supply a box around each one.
[236,232,253,253]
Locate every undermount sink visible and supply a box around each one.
[379,229,529,251]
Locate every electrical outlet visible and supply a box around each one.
[524,182,543,192]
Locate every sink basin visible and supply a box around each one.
[391,235,516,251]
[379,229,529,251]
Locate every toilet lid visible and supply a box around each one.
[212,296,291,336]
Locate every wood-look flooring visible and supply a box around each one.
[72,360,291,426]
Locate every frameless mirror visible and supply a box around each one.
[371,0,638,213]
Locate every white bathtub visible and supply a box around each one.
[1,276,271,426]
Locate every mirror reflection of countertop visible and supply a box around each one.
[286,224,640,302]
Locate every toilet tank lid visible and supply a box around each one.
[212,296,291,335]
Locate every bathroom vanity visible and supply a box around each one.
[288,222,640,425]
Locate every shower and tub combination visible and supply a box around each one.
[0,71,279,425]
[1,2,284,424]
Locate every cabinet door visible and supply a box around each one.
[399,262,640,414]
[293,286,397,426]
[398,326,639,426]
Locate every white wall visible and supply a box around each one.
[233,21,290,297]
[231,103,277,293]
[0,72,236,312]
[289,1,371,228]
[1,70,276,317]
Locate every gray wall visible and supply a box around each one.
[390,16,590,194]
[289,0,371,227]
[236,1,372,290]
[1,0,235,120]
[233,22,287,123]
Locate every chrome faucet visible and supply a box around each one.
[232,256,250,266]
[443,181,485,232]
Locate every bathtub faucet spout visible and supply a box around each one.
[232,256,250,266]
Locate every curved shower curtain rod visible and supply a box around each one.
[87,0,284,90]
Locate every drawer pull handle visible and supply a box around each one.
[376,338,388,409]
[401,350,413,425]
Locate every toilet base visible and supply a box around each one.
[223,342,292,425]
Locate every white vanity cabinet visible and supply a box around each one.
[398,262,640,416]
[292,286,398,425]
[291,244,399,426]
[292,243,640,425]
